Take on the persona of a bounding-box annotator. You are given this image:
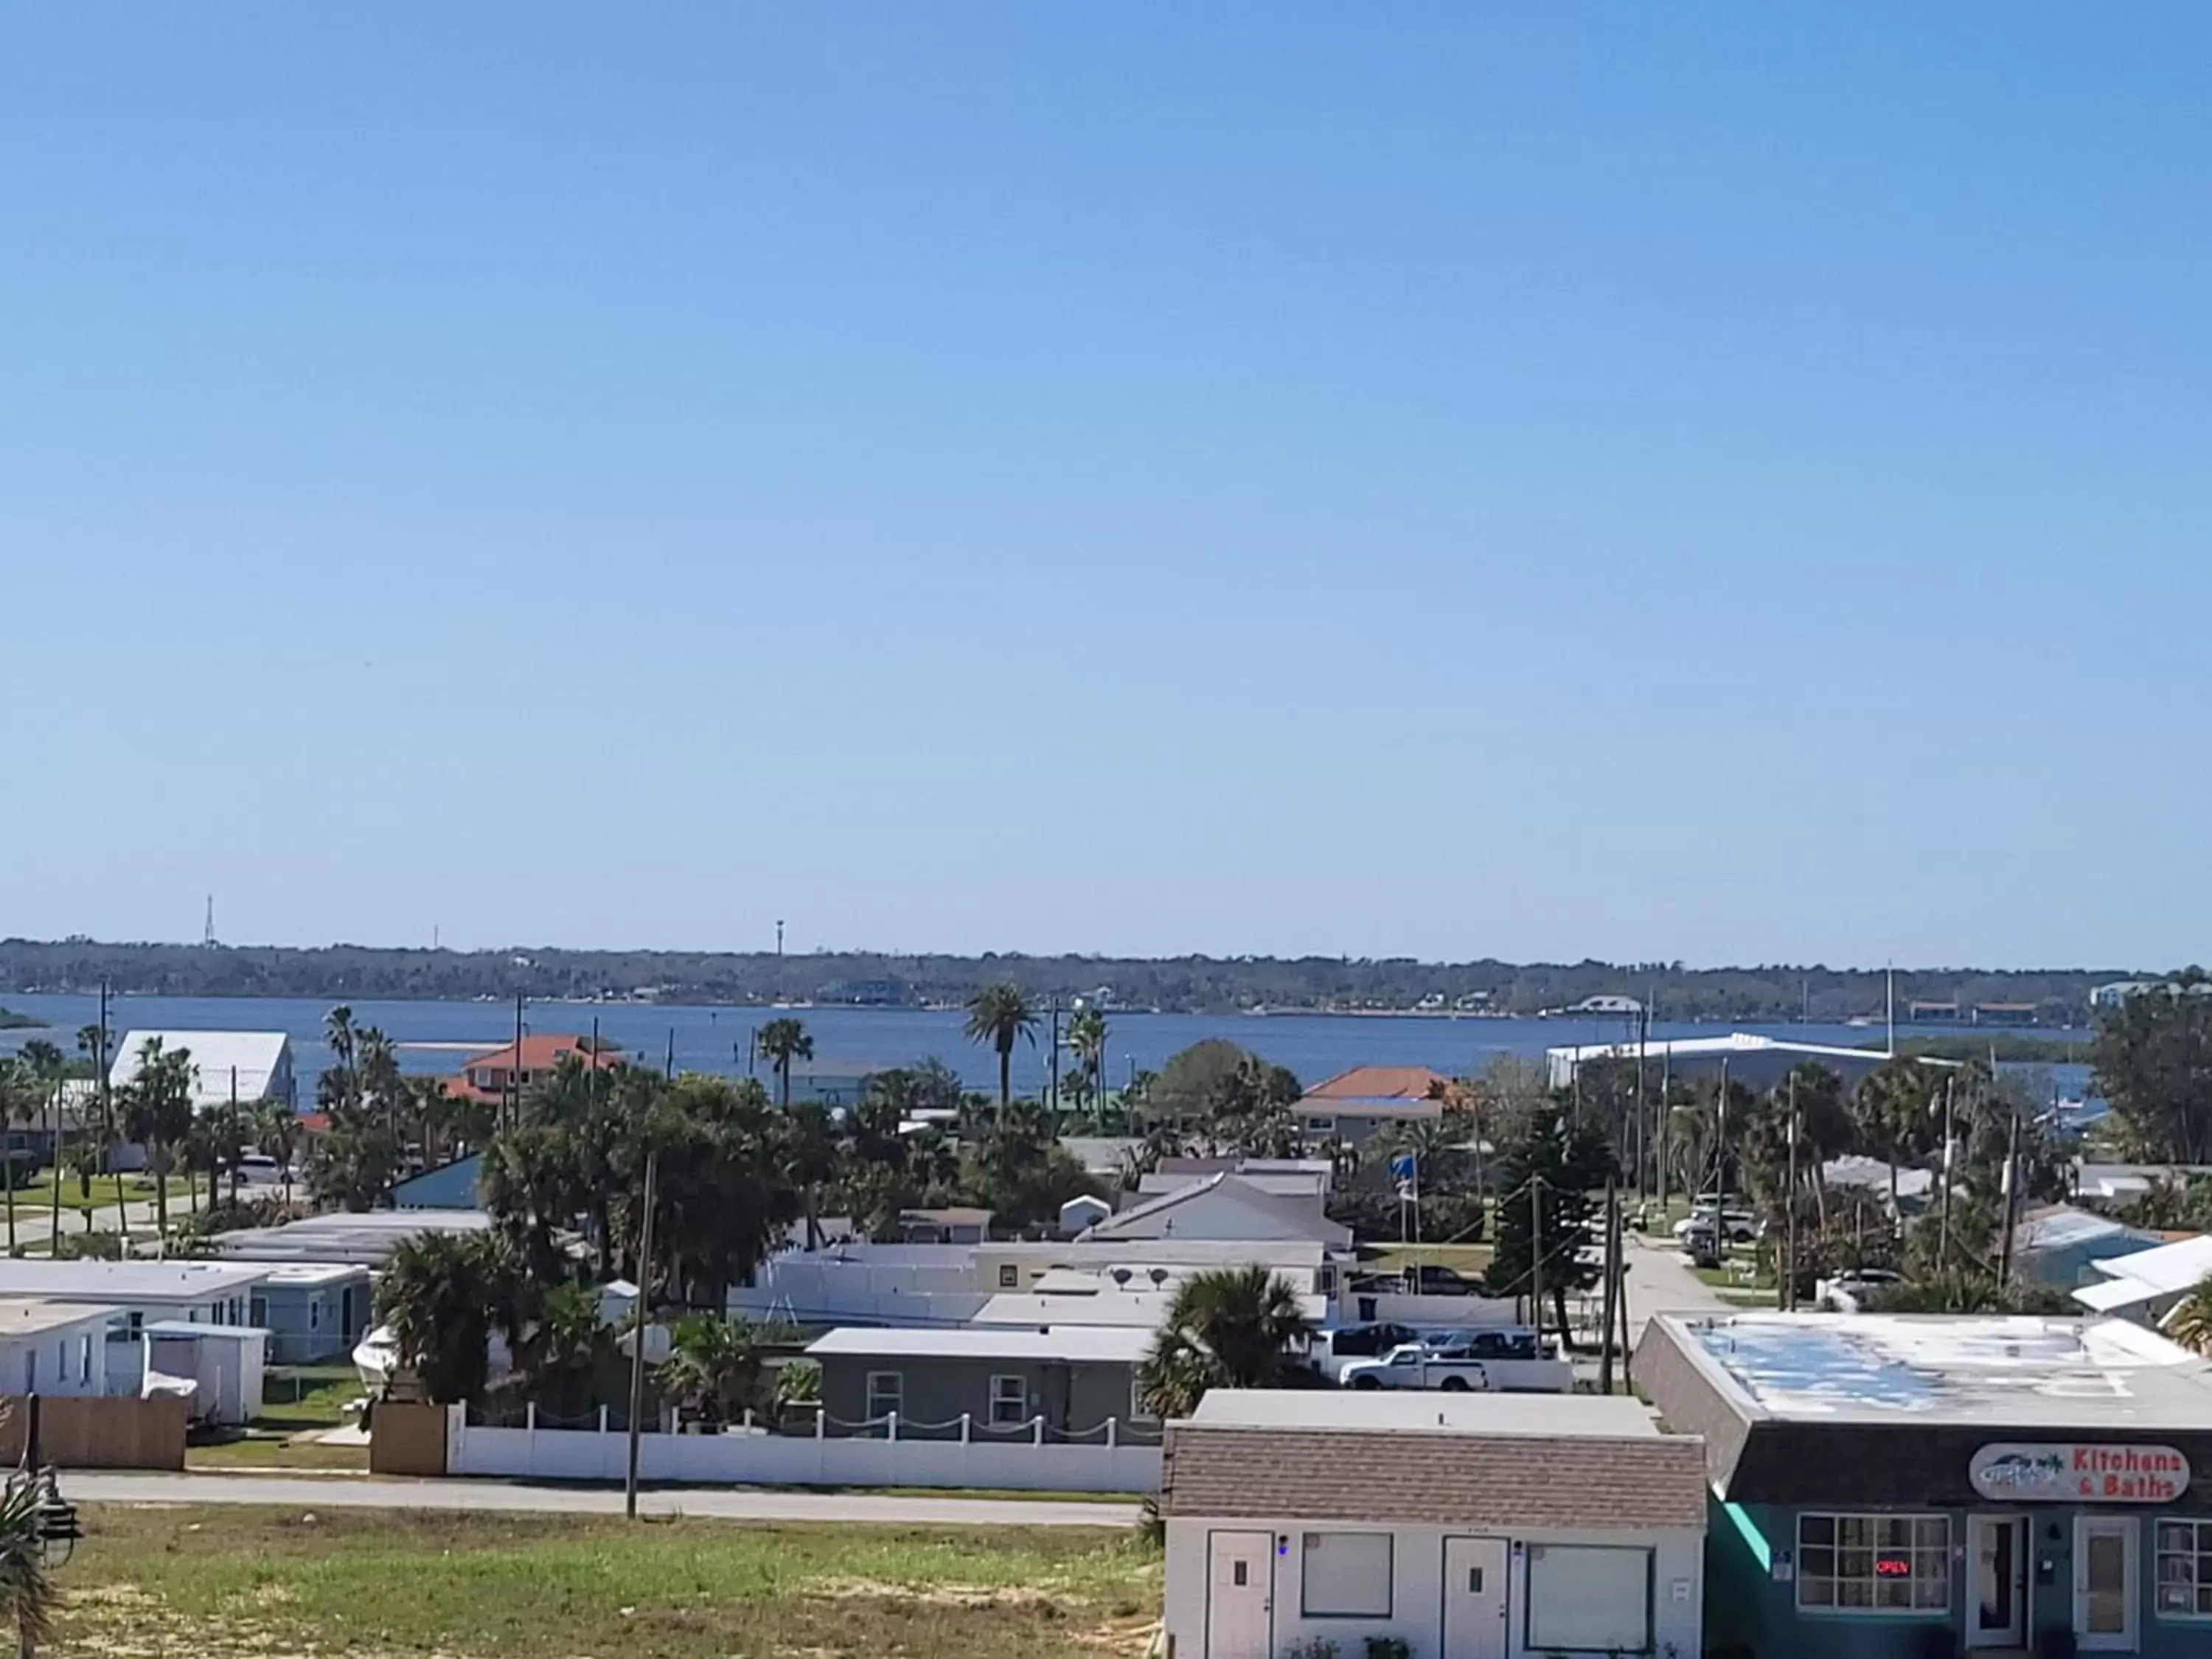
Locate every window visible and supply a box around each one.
[1130,1376,1158,1423]
[2157,1520,2212,1617]
[78,1336,91,1385]
[250,1296,268,1327]
[1304,1116,1336,1135]
[998,1265,1019,1289]
[24,1351,35,1394]
[865,1371,902,1422]
[989,1374,1027,1427]
[1526,1545,1651,1652]
[309,1301,321,1330]
[1301,1532,1392,1618]
[1316,1266,1338,1295]
[1798,1514,1950,1612]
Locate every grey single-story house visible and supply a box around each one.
[1638,1310,2212,1659]
[243,1264,372,1365]
[806,1326,1158,1443]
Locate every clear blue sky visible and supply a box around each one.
[4,7,2206,969]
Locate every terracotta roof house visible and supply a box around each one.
[1293,1065,1450,1147]
[1160,1390,1707,1659]
[445,1034,622,1105]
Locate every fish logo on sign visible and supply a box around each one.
[1971,1442,2191,1503]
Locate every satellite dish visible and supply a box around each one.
[1110,1268,1133,1286]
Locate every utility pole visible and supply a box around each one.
[1998,1104,2023,1290]
[1599,1177,1619,1393]
[1937,1077,1955,1270]
[775,920,785,957]
[624,1147,659,1520]
[664,1029,675,1082]
[508,992,526,1136]
[1784,1074,1799,1313]
[1048,997,1060,1117]
[1529,1173,1545,1355]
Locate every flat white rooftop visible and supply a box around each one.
[807,1326,1155,1364]
[2081,1234,2212,1301]
[206,1209,490,1262]
[0,1262,272,1301]
[1185,1388,1662,1438]
[969,1292,1171,1330]
[1677,1312,2212,1429]
[0,1299,123,1338]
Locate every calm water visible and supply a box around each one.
[0,992,2094,1107]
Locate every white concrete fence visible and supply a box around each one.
[442,1405,1163,1494]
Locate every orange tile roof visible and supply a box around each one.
[445,1034,622,1103]
[1301,1065,1453,1103]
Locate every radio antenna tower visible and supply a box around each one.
[203,895,217,948]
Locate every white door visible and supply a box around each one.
[1441,1536,1511,1659]
[2076,1516,2139,1652]
[1205,1530,1273,1659]
[1966,1515,2025,1649]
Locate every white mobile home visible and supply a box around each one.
[0,1262,272,1334]
[1160,1391,1708,1659]
[0,1301,123,1397]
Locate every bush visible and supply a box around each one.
[1284,1641,1340,1659]
[1364,1638,1413,1659]
[55,1232,123,1261]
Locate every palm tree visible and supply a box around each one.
[964,984,1038,1109]
[76,1022,127,1243]
[1135,1265,1312,1419]
[0,1475,59,1654]
[1067,1008,1108,1124]
[0,1062,32,1256]
[755,1018,813,1110]
[656,1313,764,1427]
[376,1230,520,1405]
[121,1038,197,1245]
[1853,1058,1939,1223]
[18,1041,66,1256]
[2168,1276,2212,1357]
[255,1101,302,1210]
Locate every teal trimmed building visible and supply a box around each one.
[1638,1312,2212,1659]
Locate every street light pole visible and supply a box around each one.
[624,1149,659,1521]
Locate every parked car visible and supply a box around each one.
[1340,1343,1492,1393]
[1816,1268,1905,1313]
[1673,1207,1759,1246]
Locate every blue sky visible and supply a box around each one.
[4,7,2206,968]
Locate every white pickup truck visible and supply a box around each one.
[1338,1335,1576,1394]
[1340,1343,1493,1391]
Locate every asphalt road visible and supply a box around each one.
[62,1470,1141,1528]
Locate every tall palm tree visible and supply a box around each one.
[0,1475,59,1653]
[1067,1008,1108,1124]
[122,1038,196,1244]
[964,984,1038,1110]
[18,1041,66,1256]
[76,1022,127,1244]
[1135,1265,1312,1419]
[0,1062,32,1256]
[755,1018,813,1110]
[255,1100,302,1210]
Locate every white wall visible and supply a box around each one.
[447,1409,1161,1494]
[1162,1517,1704,1659]
[0,1319,113,1399]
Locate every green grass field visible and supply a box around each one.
[56,1506,1161,1658]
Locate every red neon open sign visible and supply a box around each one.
[1874,1556,1913,1578]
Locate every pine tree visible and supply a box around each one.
[1484,1105,1610,1342]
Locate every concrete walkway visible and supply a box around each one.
[62,1470,1141,1528]
[1621,1231,1736,1338]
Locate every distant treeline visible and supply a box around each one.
[0,939,2138,1021]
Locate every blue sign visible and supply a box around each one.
[1388,1153,1417,1182]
